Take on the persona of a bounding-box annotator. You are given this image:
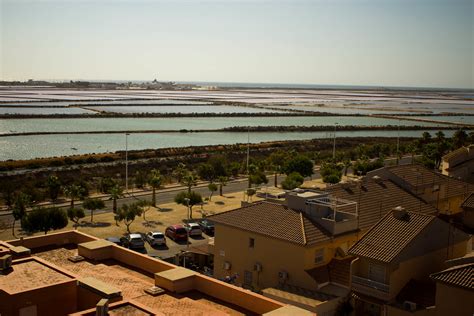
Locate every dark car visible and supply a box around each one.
[165,225,188,241]
[198,219,215,235]
[105,237,122,246]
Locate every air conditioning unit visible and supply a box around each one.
[403,301,417,312]
[254,263,262,272]
[224,261,231,270]
[0,254,12,271]
[278,271,289,281]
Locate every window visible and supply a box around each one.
[315,249,324,264]
[249,238,255,248]
[368,263,386,283]
[244,270,253,286]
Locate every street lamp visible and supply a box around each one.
[125,133,130,193]
[184,197,190,251]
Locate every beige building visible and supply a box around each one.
[430,261,474,316]
[441,145,474,183]
[368,164,474,215]
[349,208,472,316]
[209,176,439,314]
[0,230,314,316]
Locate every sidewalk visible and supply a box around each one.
[0,176,250,214]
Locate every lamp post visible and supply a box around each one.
[125,133,130,193]
[396,120,400,165]
[184,197,190,251]
[247,127,250,188]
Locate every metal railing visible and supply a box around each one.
[352,275,389,293]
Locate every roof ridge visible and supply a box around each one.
[430,262,474,277]
[300,212,307,245]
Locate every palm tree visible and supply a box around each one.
[108,184,123,225]
[173,163,187,183]
[148,169,162,207]
[268,150,287,187]
[11,192,31,237]
[108,185,123,213]
[64,184,84,209]
[46,175,61,201]
[181,172,197,194]
[218,176,228,196]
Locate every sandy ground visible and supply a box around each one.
[0,193,262,242]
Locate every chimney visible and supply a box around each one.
[392,206,408,220]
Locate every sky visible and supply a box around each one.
[0,0,473,89]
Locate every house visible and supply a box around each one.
[0,230,313,316]
[367,164,474,215]
[430,261,474,316]
[348,208,472,316]
[460,192,474,230]
[209,177,438,314]
[441,145,474,183]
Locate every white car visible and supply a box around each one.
[184,223,202,237]
[145,231,166,246]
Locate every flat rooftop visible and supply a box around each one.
[32,245,255,316]
[0,257,74,294]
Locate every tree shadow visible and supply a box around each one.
[142,220,163,228]
[157,208,173,212]
[225,195,235,199]
[79,221,111,228]
[215,201,225,205]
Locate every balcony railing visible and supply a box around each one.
[352,275,389,293]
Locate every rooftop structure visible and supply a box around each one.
[0,230,307,316]
[326,176,437,230]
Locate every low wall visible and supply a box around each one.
[194,274,284,315]
[6,230,96,249]
[112,246,176,274]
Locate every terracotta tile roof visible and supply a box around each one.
[443,146,469,162]
[461,193,474,209]
[385,164,474,197]
[327,178,437,231]
[208,201,331,246]
[348,210,435,263]
[430,263,474,291]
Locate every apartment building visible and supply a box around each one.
[349,208,472,316]
[0,230,313,316]
[367,164,474,215]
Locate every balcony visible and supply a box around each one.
[352,275,390,301]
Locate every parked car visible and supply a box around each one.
[121,233,145,249]
[105,237,122,246]
[198,219,215,235]
[145,231,166,246]
[184,223,202,237]
[165,225,188,241]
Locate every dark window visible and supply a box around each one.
[249,238,255,248]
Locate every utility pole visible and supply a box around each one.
[184,197,190,251]
[247,127,250,188]
[125,133,130,192]
[396,120,400,165]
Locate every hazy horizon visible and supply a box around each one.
[1,0,473,89]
